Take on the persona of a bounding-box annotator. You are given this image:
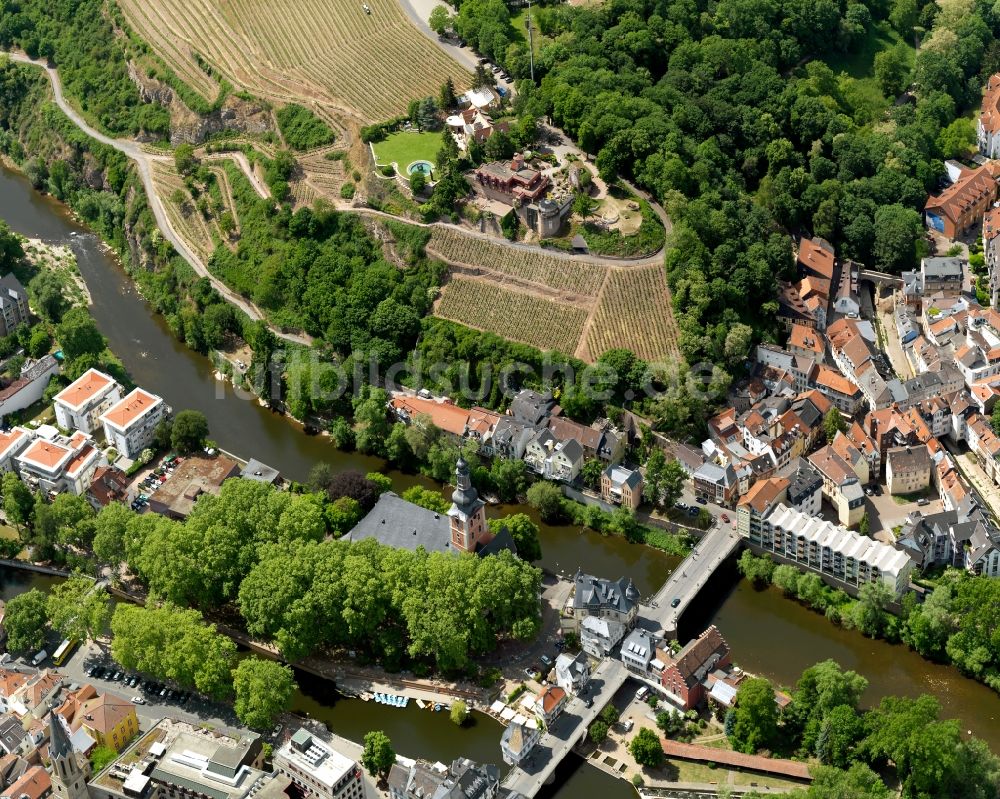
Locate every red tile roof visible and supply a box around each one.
[924,164,997,226]
[1,766,50,799]
[738,477,790,513]
[797,237,835,281]
[19,439,71,471]
[390,396,469,437]
[982,73,1000,136]
[54,369,113,410]
[661,740,812,781]
[101,389,161,431]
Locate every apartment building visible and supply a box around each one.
[53,369,121,434]
[100,388,168,459]
[736,477,789,542]
[15,427,100,496]
[274,729,364,799]
[885,445,931,496]
[758,504,914,596]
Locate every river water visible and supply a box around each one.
[1,164,998,784]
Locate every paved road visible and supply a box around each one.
[55,640,249,736]
[4,52,311,347]
[502,659,628,797]
[641,525,742,639]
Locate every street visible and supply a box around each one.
[57,640,250,737]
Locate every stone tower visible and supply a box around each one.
[447,457,490,553]
[49,714,90,799]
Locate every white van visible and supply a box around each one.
[636,686,649,701]
[31,650,47,667]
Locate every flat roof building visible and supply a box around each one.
[147,455,240,520]
[274,729,363,799]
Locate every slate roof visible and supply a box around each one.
[348,491,451,553]
[573,571,639,615]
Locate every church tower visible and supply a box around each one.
[448,457,490,553]
[49,713,90,799]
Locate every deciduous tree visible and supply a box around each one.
[232,657,296,729]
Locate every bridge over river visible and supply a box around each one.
[505,524,743,796]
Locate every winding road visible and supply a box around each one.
[6,52,312,346]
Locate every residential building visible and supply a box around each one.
[600,465,642,510]
[500,723,539,767]
[797,237,835,282]
[532,686,567,726]
[786,459,823,517]
[620,629,657,675]
[808,444,866,528]
[99,389,167,460]
[0,715,26,756]
[979,73,1000,157]
[0,356,59,421]
[0,427,33,474]
[564,571,639,633]
[446,107,509,151]
[2,766,51,799]
[692,461,738,506]
[902,257,966,297]
[147,454,240,519]
[737,477,789,543]
[787,323,825,362]
[0,275,28,338]
[86,466,129,510]
[474,155,570,238]
[579,615,626,658]
[15,428,100,496]
[56,687,137,753]
[508,389,556,426]
[885,445,931,496]
[390,395,469,438]
[758,504,915,596]
[546,416,622,463]
[554,652,590,696]
[659,626,731,711]
[274,729,364,799]
[810,365,864,416]
[924,164,999,239]
[545,439,584,483]
[53,369,121,434]
[389,758,499,799]
[490,417,536,460]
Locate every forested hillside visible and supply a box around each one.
[456,0,998,363]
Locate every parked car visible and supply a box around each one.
[674,502,687,511]
[917,498,930,506]
[696,497,708,505]
[721,513,730,523]
[687,507,699,517]
[112,671,121,681]
[540,655,552,667]
[130,696,145,705]
[670,597,681,608]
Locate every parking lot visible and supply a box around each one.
[126,454,188,512]
[55,641,255,738]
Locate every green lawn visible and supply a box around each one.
[823,21,914,80]
[372,131,441,174]
[510,8,544,54]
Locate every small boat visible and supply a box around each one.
[433,703,443,712]
[415,699,426,709]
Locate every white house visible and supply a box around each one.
[554,652,590,696]
[0,427,33,473]
[53,369,121,434]
[0,356,59,421]
[15,426,101,496]
[99,388,167,459]
[500,722,539,767]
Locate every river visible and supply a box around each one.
[0,163,999,784]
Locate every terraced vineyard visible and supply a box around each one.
[428,229,608,297]
[436,276,587,355]
[151,161,219,262]
[118,0,470,121]
[585,266,682,362]
[299,148,349,198]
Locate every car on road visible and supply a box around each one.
[696,497,707,505]
[130,696,145,705]
[917,498,930,506]
[670,597,681,608]
[584,697,593,708]
[721,513,730,523]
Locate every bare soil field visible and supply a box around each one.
[117,0,470,121]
